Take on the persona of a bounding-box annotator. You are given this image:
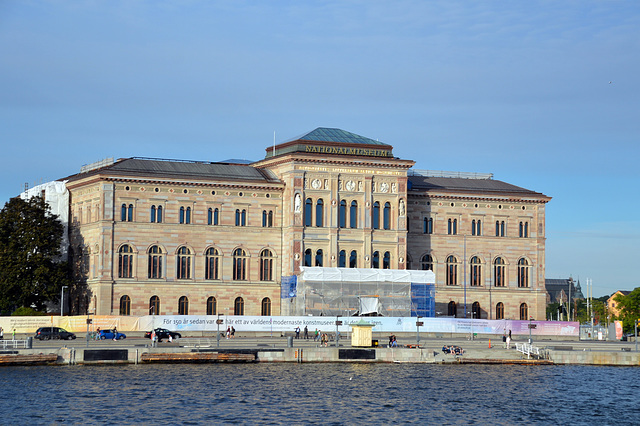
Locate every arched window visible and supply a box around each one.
[472,301,481,319]
[260,249,274,281]
[349,250,357,268]
[472,219,482,236]
[180,206,185,224]
[304,198,313,227]
[208,208,213,225]
[118,245,134,278]
[448,218,457,235]
[338,250,346,268]
[235,209,246,226]
[127,204,133,222]
[261,297,271,316]
[157,205,163,223]
[213,208,219,225]
[496,302,504,320]
[421,254,433,271]
[304,248,312,267]
[315,249,323,267]
[206,296,217,315]
[149,296,160,315]
[423,217,433,234]
[448,301,457,317]
[383,251,391,269]
[185,207,191,224]
[520,221,529,238]
[520,303,529,320]
[470,256,482,286]
[494,257,505,287]
[517,258,530,288]
[496,220,505,237]
[233,248,247,281]
[176,246,192,279]
[262,210,273,227]
[178,296,189,315]
[339,200,347,228]
[315,199,323,227]
[234,297,244,315]
[383,202,391,230]
[119,295,131,316]
[446,255,457,286]
[372,201,380,230]
[349,201,358,228]
[148,245,163,279]
[151,205,157,223]
[205,247,220,280]
[372,251,380,269]
[121,204,126,221]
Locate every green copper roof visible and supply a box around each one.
[286,127,388,146]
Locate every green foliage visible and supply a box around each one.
[11,306,48,316]
[0,195,71,312]
[613,288,640,333]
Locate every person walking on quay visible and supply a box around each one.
[231,326,235,338]
[226,326,231,339]
[304,326,309,340]
[113,327,118,341]
[12,329,16,340]
[295,326,300,339]
[506,330,512,349]
[0,326,3,340]
[502,331,507,349]
[314,329,319,341]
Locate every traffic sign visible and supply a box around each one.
[335,321,343,326]
[528,324,537,329]
[416,322,424,326]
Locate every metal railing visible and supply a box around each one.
[1,339,30,349]
[515,342,546,359]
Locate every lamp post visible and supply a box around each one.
[60,286,68,316]
[335,315,342,347]
[416,316,423,344]
[216,314,224,348]
[470,311,475,341]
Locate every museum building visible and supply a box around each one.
[62,128,550,320]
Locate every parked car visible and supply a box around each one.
[144,328,181,342]
[98,329,126,340]
[35,327,76,340]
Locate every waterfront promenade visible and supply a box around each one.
[2,331,639,366]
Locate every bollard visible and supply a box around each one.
[26,336,33,349]
[287,336,293,348]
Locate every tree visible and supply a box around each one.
[614,288,640,333]
[0,195,70,313]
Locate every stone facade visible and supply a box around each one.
[63,128,550,320]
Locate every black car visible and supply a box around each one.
[144,328,181,342]
[35,327,76,340]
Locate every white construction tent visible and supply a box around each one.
[288,267,436,317]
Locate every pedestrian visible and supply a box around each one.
[502,332,507,348]
[314,329,319,341]
[304,326,309,339]
[231,326,235,338]
[295,326,300,339]
[226,326,231,339]
[506,333,511,350]
[0,326,4,340]
[168,333,173,343]
[13,328,16,340]
[113,327,118,341]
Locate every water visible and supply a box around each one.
[2,363,639,425]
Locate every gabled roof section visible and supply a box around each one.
[266,127,394,159]
[285,127,388,146]
[65,157,281,185]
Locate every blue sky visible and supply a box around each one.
[1,1,638,297]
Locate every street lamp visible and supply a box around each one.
[335,315,342,347]
[60,286,68,316]
[216,314,224,348]
[416,316,423,344]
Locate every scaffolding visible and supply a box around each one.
[287,267,435,317]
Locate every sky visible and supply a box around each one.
[1,1,638,297]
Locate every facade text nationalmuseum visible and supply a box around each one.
[63,128,550,320]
